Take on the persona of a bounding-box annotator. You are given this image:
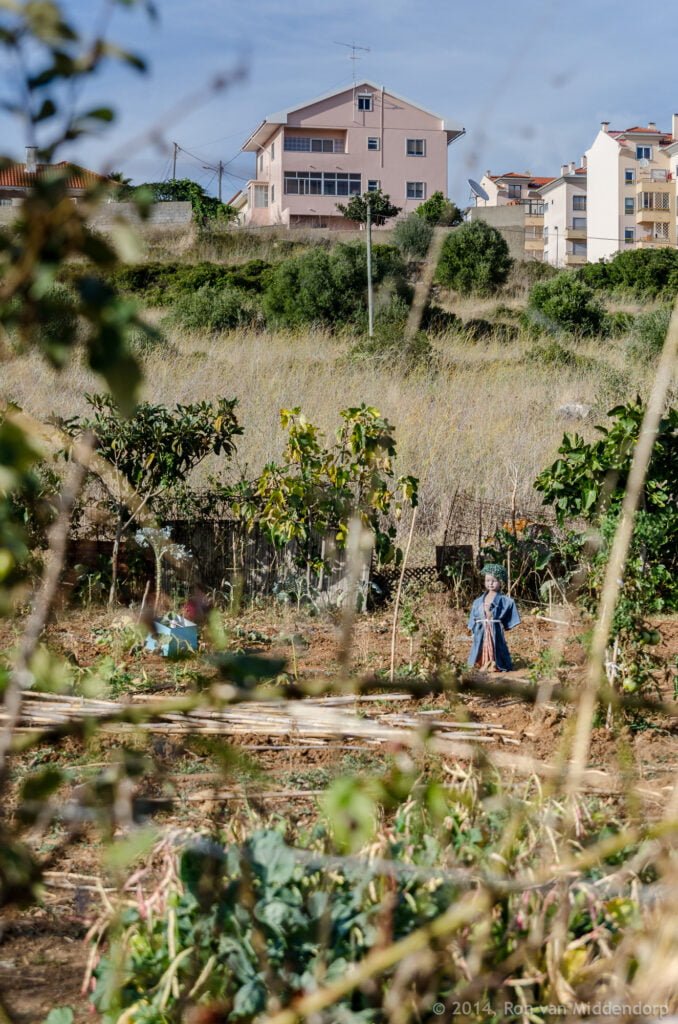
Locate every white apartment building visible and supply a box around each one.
[538,162,587,268]
[586,118,678,262]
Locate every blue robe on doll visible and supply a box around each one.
[467,592,521,672]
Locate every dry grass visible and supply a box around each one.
[1,320,652,554]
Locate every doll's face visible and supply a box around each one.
[485,574,502,593]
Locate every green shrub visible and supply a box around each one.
[436,221,512,296]
[262,242,407,329]
[165,284,256,332]
[528,273,607,336]
[626,305,671,362]
[110,260,273,306]
[577,248,678,299]
[605,310,635,337]
[392,213,433,258]
[524,339,581,368]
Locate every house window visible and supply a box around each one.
[572,217,586,229]
[639,191,670,210]
[271,184,275,203]
[625,168,635,184]
[636,145,652,160]
[653,222,669,240]
[367,137,380,151]
[254,185,268,208]
[284,137,343,153]
[572,195,586,211]
[284,171,361,196]
[367,179,380,192]
[271,142,275,161]
[507,183,522,199]
[624,228,635,243]
[406,181,426,199]
[624,197,634,214]
[357,93,373,111]
[406,138,426,157]
[572,241,587,255]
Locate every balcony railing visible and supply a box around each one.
[565,226,586,240]
[637,168,671,183]
[565,253,587,266]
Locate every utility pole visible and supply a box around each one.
[172,142,178,180]
[366,196,374,337]
[218,160,224,203]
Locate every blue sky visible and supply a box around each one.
[3,0,678,204]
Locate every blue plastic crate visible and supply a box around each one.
[145,615,198,657]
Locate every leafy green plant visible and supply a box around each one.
[436,221,512,296]
[228,404,418,573]
[626,305,671,363]
[336,186,401,226]
[577,247,678,299]
[392,213,433,258]
[527,273,607,337]
[415,191,462,226]
[164,283,257,333]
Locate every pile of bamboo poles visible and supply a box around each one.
[10,690,516,747]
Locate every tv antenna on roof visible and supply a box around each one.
[334,40,370,86]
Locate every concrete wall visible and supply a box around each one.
[467,205,526,261]
[0,200,193,228]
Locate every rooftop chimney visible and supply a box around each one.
[648,121,656,130]
[25,146,37,174]
[569,161,576,173]
[581,155,587,169]
[561,163,568,176]
[601,121,610,133]
[673,113,678,141]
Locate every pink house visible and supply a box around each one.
[236,81,464,228]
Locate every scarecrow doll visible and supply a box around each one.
[467,563,521,672]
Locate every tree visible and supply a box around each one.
[415,191,462,226]
[336,188,401,227]
[64,394,242,603]
[436,220,512,295]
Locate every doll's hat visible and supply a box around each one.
[480,563,507,584]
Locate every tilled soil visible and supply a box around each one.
[1,601,676,1020]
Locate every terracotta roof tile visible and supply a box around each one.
[0,161,109,190]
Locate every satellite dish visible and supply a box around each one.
[639,158,650,168]
[468,177,490,202]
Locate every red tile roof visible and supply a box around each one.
[0,161,110,190]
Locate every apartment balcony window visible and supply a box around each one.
[624,228,635,243]
[572,241,587,256]
[624,197,635,214]
[284,171,361,196]
[572,195,587,211]
[507,183,522,199]
[572,217,586,230]
[524,201,545,215]
[625,168,635,184]
[636,145,652,160]
[357,93,373,111]
[284,136,344,153]
[406,181,426,199]
[652,222,669,240]
[254,185,269,208]
[406,138,426,157]
[367,137,380,151]
[639,191,670,210]
[367,179,380,192]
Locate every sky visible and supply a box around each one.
[2,0,678,204]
